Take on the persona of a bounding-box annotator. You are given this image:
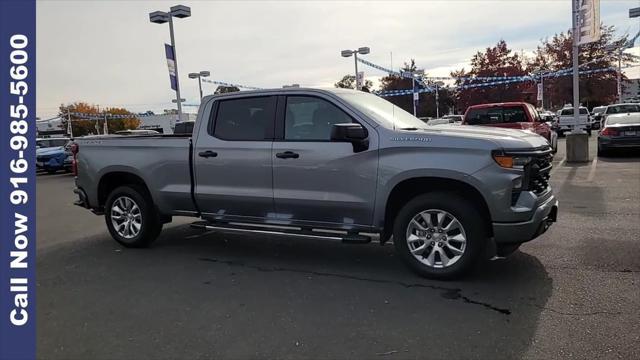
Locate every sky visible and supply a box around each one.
[36,0,640,118]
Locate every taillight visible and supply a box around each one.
[600,127,618,137]
[71,143,79,176]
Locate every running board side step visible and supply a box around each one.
[190,221,371,244]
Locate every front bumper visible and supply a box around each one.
[492,195,558,244]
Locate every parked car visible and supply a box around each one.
[598,113,640,156]
[72,88,557,279]
[36,140,73,173]
[591,106,607,130]
[441,114,464,123]
[557,106,591,136]
[36,137,70,149]
[601,103,640,126]
[426,117,461,126]
[463,102,556,153]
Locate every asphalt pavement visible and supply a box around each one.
[36,136,640,359]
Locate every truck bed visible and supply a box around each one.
[75,135,196,214]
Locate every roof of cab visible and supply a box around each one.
[202,87,359,102]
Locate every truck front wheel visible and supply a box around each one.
[393,192,488,279]
[105,185,162,248]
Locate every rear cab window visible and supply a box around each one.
[465,105,528,125]
[211,96,276,140]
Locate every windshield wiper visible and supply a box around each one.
[399,127,423,131]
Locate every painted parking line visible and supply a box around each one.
[587,156,598,182]
[550,157,566,175]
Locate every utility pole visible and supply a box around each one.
[540,72,545,110]
[435,83,439,118]
[66,108,73,138]
[341,47,370,91]
[571,0,580,135]
[150,5,191,122]
[103,113,109,135]
[412,77,417,117]
[617,48,623,102]
[566,0,589,163]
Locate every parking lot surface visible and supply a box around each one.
[37,137,640,359]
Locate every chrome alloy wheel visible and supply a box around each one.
[110,196,142,239]
[405,209,467,268]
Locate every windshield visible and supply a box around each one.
[335,91,427,130]
[36,138,68,148]
[592,107,605,114]
[560,108,588,115]
[606,104,640,114]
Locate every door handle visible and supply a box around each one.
[276,151,299,159]
[198,150,218,158]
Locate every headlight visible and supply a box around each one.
[492,152,532,169]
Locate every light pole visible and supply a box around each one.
[188,71,210,100]
[149,5,191,121]
[434,81,445,118]
[341,47,370,90]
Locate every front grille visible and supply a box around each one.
[523,147,553,195]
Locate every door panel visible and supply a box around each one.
[272,95,378,227]
[194,96,275,219]
[272,142,377,226]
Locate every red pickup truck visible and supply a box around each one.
[463,102,556,152]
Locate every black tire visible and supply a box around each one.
[104,185,162,248]
[597,144,608,157]
[393,192,488,280]
[587,129,592,136]
[557,130,564,138]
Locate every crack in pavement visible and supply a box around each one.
[198,257,511,315]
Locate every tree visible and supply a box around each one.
[452,40,532,112]
[103,107,141,133]
[378,60,456,117]
[214,85,240,94]
[58,102,140,137]
[527,25,637,109]
[334,74,374,90]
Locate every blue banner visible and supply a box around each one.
[165,43,177,90]
[0,1,36,359]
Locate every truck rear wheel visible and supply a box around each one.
[393,192,487,279]
[105,185,162,248]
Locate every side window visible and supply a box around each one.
[285,96,353,141]
[503,107,527,123]
[213,96,275,140]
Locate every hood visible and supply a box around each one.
[413,124,550,150]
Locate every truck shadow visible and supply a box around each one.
[38,224,552,359]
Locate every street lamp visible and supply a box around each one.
[434,81,445,118]
[340,46,370,90]
[188,71,210,100]
[149,4,191,121]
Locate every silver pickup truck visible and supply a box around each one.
[72,88,558,279]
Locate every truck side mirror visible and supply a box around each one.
[330,123,369,152]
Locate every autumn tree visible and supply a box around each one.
[334,74,374,90]
[452,40,532,111]
[378,60,455,117]
[528,25,637,109]
[58,102,140,137]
